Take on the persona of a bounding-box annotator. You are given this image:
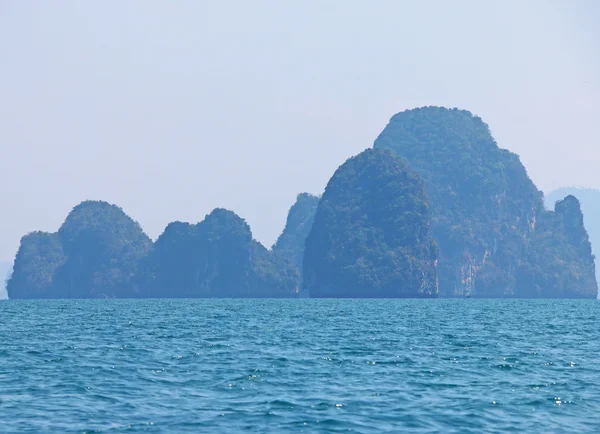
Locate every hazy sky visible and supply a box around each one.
[0,0,598,263]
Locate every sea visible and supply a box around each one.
[0,298,599,433]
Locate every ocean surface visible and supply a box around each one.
[1,299,599,433]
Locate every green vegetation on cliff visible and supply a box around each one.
[303,148,438,297]
[8,232,66,298]
[6,107,597,299]
[9,204,299,299]
[8,201,152,298]
[143,208,299,297]
[374,106,597,298]
[249,240,300,298]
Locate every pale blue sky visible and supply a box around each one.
[0,0,599,263]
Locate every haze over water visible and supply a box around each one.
[1,299,599,433]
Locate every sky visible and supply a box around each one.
[0,0,599,265]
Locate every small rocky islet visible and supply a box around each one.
[7,107,597,299]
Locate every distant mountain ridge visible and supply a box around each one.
[7,202,300,299]
[6,106,597,299]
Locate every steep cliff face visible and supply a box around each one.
[374,106,596,298]
[546,187,600,296]
[517,196,597,298]
[146,208,299,297]
[303,148,438,298]
[8,201,152,298]
[272,193,319,279]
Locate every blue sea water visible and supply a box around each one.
[0,299,599,433]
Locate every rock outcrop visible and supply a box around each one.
[144,208,299,297]
[303,148,438,297]
[272,193,319,284]
[374,106,597,298]
[8,201,152,298]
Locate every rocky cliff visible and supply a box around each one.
[374,107,597,298]
[303,148,438,297]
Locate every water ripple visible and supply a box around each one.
[0,299,599,432]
